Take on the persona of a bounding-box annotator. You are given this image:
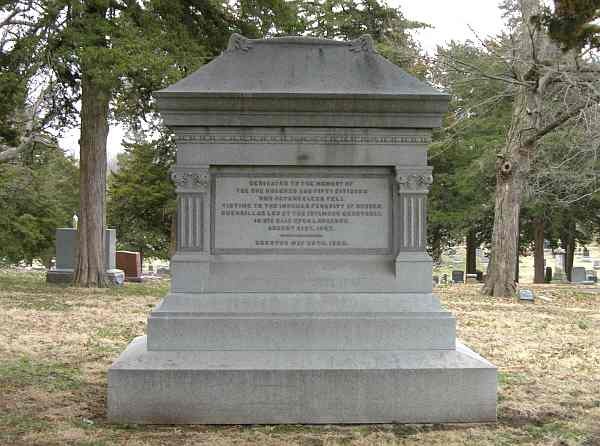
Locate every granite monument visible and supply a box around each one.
[107,34,497,424]
[47,228,124,285]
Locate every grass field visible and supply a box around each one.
[0,270,599,446]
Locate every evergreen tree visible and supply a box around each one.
[108,135,176,260]
[0,145,79,266]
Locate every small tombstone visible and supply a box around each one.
[585,270,597,284]
[518,288,534,302]
[552,249,567,282]
[465,273,478,284]
[116,251,143,282]
[544,266,553,283]
[157,266,171,276]
[452,270,464,283]
[571,267,587,283]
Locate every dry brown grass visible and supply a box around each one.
[0,270,599,446]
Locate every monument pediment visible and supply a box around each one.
[155,35,449,127]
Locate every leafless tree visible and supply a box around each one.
[440,0,600,296]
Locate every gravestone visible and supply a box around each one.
[116,251,143,282]
[476,270,484,282]
[552,249,567,282]
[571,266,587,283]
[107,35,496,424]
[452,270,465,283]
[586,270,597,283]
[46,228,124,284]
[545,266,553,283]
[465,273,478,284]
[518,288,534,302]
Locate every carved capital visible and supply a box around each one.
[395,166,433,193]
[348,35,375,54]
[227,33,252,53]
[171,166,210,193]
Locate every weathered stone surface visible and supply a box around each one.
[108,35,496,424]
[108,336,496,424]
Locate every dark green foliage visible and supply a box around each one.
[108,135,176,259]
[301,0,428,76]
[0,146,79,266]
[428,41,513,257]
[532,0,600,51]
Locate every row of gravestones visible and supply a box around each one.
[433,270,484,285]
[46,228,144,284]
[434,266,597,286]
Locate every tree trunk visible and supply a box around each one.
[465,229,477,275]
[430,226,442,265]
[482,85,536,297]
[482,151,523,297]
[73,73,110,287]
[563,220,576,282]
[533,217,545,283]
[515,232,520,284]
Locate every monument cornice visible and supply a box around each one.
[173,133,432,145]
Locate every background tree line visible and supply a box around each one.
[1,0,599,295]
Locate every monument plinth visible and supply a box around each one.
[107,35,497,424]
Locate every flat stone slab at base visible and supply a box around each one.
[107,336,497,424]
[46,269,125,286]
[46,269,74,284]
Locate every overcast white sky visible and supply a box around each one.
[59,0,507,160]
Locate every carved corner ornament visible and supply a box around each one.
[171,166,209,193]
[348,35,376,54]
[395,166,433,194]
[226,33,252,53]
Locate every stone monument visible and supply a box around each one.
[47,228,124,285]
[107,35,497,424]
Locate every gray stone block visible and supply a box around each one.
[147,311,456,351]
[107,336,497,424]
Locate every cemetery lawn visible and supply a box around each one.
[0,271,599,446]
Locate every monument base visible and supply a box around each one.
[46,268,125,285]
[107,336,496,424]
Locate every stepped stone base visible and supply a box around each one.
[107,336,496,424]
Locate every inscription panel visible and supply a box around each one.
[212,168,393,254]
